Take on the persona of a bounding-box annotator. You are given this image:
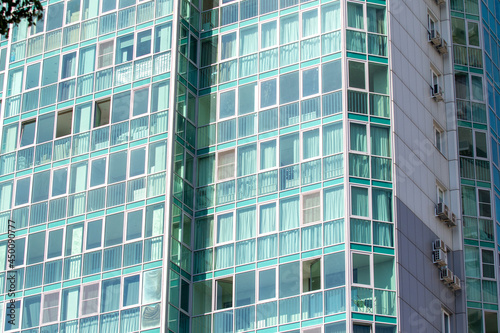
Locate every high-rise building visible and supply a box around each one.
[0,0,499,332]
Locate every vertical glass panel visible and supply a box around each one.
[352,253,370,285]
[105,213,124,246]
[90,158,106,187]
[280,133,299,166]
[349,61,365,89]
[108,151,127,184]
[87,219,102,249]
[279,261,300,298]
[25,63,40,89]
[369,63,388,94]
[32,170,50,203]
[235,271,255,306]
[261,21,277,48]
[280,13,299,44]
[36,113,55,144]
[322,60,341,92]
[347,2,364,29]
[259,269,276,300]
[47,229,63,258]
[279,71,299,104]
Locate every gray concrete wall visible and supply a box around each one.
[397,199,466,333]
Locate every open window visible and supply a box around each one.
[427,11,439,40]
[215,277,233,310]
[431,67,444,101]
[442,310,451,333]
[94,99,110,127]
[434,123,445,153]
[303,258,321,292]
[56,109,73,138]
[20,119,36,147]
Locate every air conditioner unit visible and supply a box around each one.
[450,275,461,291]
[430,30,442,46]
[435,0,446,5]
[433,239,446,252]
[433,249,448,267]
[437,39,448,54]
[440,267,453,283]
[432,85,444,101]
[436,203,450,221]
[447,212,457,227]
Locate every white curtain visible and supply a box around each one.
[303,130,319,159]
[302,224,322,250]
[347,2,364,29]
[239,54,258,77]
[237,206,256,240]
[302,37,320,60]
[238,144,257,176]
[372,188,392,222]
[260,140,276,170]
[240,26,258,56]
[350,123,367,152]
[371,126,391,157]
[280,14,299,44]
[217,213,233,243]
[321,1,340,32]
[221,33,237,60]
[352,187,369,217]
[7,68,23,96]
[2,124,17,153]
[0,181,13,211]
[302,9,318,37]
[261,21,277,48]
[62,287,80,321]
[260,203,276,234]
[323,122,343,155]
[350,218,371,243]
[257,234,277,260]
[280,43,299,66]
[215,244,234,269]
[259,48,278,72]
[280,229,299,255]
[373,222,393,247]
[236,239,255,265]
[324,185,344,220]
[279,196,299,230]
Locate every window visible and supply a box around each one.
[216,277,233,309]
[20,120,36,147]
[478,189,491,217]
[42,292,60,324]
[98,40,114,68]
[216,213,233,243]
[482,249,495,279]
[86,219,103,250]
[303,192,321,224]
[90,158,107,187]
[349,61,365,89]
[56,109,73,138]
[218,149,235,180]
[428,11,439,39]
[81,283,100,316]
[437,185,445,204]
[94,99,111,127]
[431,69,442,96]
[352,253,371,285]
[435,125,444,153]
[353,323,372,333]
[136,30,152,57]
[303,258,321,292]
[258,268,276,300]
